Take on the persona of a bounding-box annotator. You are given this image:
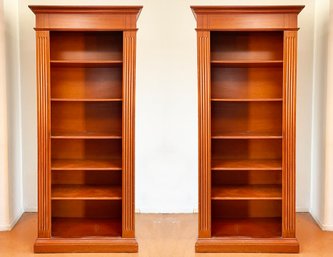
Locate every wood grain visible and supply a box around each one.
[52,218,122,238]
[52,185,122,200]
[282,30,297,238]
[51,159,122,171]
[197,30,211,238]
[212,217,281,238]
[211,31,283,61]
[211,159,282,170]
[36,30,51,239]
[51,66,122,100]
[211,185,282,200]
[122,30,136,238]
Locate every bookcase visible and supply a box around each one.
[191,6,304,253]
[30,6,142,253]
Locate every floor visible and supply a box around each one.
[0,213,332,257]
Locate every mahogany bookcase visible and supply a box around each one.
[191,6,304,253]
[30,6,142,253]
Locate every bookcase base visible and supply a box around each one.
[34,238,138,253]
[196,238,299,253]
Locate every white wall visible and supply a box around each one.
[311,0,333,230]
[18,0,315,213]
[0,0,23,230]
[0,0,10,230]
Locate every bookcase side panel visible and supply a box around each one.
[36,30,51,238]
[122,30,136,238]
[197,30,211,238]
[282,30,297,238]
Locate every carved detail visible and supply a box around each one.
[36,31,51,238]
[122,30,136,238]
[197,30,211,238]
[282,31,297,238]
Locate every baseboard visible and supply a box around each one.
[310,213,333,231]
[296,207,309,212]
[24,207,37,212]
[0,209,23,231]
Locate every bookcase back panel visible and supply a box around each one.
[52,200,122,238]
[212,200,281,218]
[52,200,121,218]
[52,171,121,185]
[51,102,122,135]
[50,31,123,61]
[211,67,282,100]
[51,217,122,238]
[212,139,282,160]
[211,217,282,238]
[211,31,283,61]
[212,170,281,185]
[51,139,122,160]
[211,102,282,135]
[51,67,122,99]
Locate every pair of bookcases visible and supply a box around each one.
[30,5,303,254]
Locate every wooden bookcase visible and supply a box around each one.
[30,6,142,253]
[192,6,304,253]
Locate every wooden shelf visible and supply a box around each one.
[212,131,282,139]
[51,159,122,171]
[211,185,282,200]
[211,218,282,238]
[51,131,122,139]
[51,98,122,102]
[212,159,282,170]
[52,218,122,238]
[211,60,283,67]
[52,185,122,200]
[51,60,122,67]
[211,98,283,102]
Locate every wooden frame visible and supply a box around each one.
[192,6,303,253]
[30,6,142,253]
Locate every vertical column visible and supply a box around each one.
[197,30,211,238]
[282,30,297,238]
[122,30,136,238]
[36,31,51,238]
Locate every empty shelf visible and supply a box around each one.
[52,185,122,200]
[211,185,282,200]
[51,159,122,171]
[212,159,282,170]
[51,131,122,139]
[52,218,122,238]
[212,218,282,238]
[211,131,282,139]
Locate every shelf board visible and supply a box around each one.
[211,60,283,67]
[51,159,122,171]
[211,98,283,102]
[212,131,282,139]
[50,60,122,67]
[211,185,281,200]
[211,217,282,238]
[52,218,122,238]
[52,185,122,200]
[211,159,282,170]
[51,98,122,102]
[51,131,122,139]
